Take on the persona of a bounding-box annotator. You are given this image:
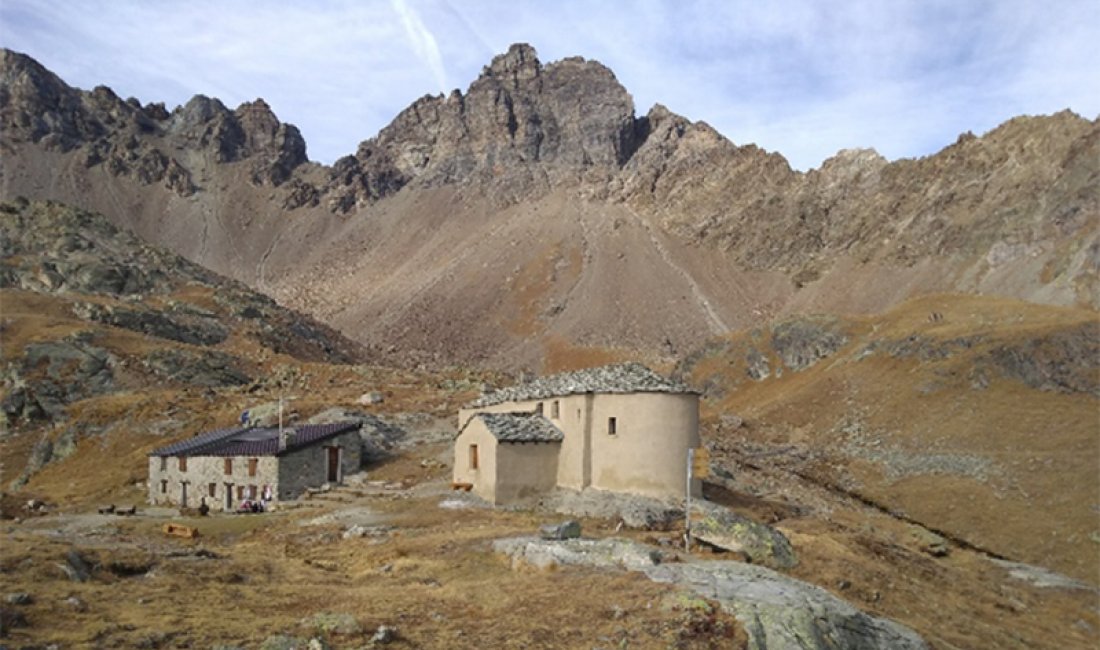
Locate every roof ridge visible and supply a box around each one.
[469,362,693,407]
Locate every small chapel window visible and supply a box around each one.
[608,417,617,436]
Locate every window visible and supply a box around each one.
[608,417,617,436]
[178,456,187,472]
[551,400,560,419]
[248,458,258,477]
[160,480,168,494]
[469,444,479,470]
[535,402,544,415]
[208,483,216,498]
[224,458,233,475]
[577,408,582,421]
[237,485,245,500]
[248,485,257,499]
[159,457,167,471]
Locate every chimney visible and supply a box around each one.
[279,428,294,452]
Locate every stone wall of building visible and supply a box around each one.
[276,429,361,500]
[147,429,362,509]
[147,454,279,511]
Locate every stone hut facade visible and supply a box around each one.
[148,421,361,511]
[454,363,700,505]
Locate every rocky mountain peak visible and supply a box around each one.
[323,43,642,210]
[481,42,542,85]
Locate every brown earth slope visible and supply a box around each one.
[677,293,1100,584]
[2,46,1097,368]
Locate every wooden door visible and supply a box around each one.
[327,447,339,483]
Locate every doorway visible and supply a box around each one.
[179,481,189,508]
[224,483,234,511]
[327,447,340,483]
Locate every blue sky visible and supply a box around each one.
[1,0,1097,170]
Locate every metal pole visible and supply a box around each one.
[686,447,693,552]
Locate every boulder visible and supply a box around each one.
[5,592,32,605]
[371,625,397,644]
[691,503,798,570]
[59,549,91,582]
[539,520,581,540]
[302,611,361,635]
[357,391,385,405]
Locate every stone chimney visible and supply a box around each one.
[278,428,294,452]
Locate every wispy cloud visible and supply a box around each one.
[1,0,1096,169]
[391,0,449,94]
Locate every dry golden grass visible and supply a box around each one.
[689,293,1100,583]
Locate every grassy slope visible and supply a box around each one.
[683,293,1099,583]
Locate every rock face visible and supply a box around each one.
[494,536,928,650]
[328,43,640,210]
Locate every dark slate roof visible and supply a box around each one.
[467,412,564,443]
[149,421,360,458]
[469,362,695,407]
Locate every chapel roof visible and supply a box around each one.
[469,362,694,407]
[469,412,564,443]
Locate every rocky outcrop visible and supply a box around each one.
[495,536,928,650]
[142,348,250,387]
[2,335,116,424]
[0,199,366,365]
[646,562,928,650]
[691,502,798,570]
[0,49,307,194]
[325,43,641,210]
[536,488,683,530]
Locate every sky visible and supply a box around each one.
[1,0,1097,170]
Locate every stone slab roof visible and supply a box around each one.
[470,362,695,407]
[149,421,360,457]
[467,412,564,443]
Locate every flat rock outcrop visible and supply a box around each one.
[495,536,927,650]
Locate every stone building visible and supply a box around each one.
[453,363,700,505]
[148,421,361,511]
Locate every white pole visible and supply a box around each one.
[685,447,694,552]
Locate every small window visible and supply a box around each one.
[224,458,233,475]
[160,480,168,494]
[551,400,560,419]
[248,458,258,477]
[469,444,479,470]
[608,417,617,436]
[535,402,544,415]
[577,408,582,421]
[248,485,257,499]
[178,456,187,472]
[208,483,216,498]
[159,457,167,471]
[237,486,245,500]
